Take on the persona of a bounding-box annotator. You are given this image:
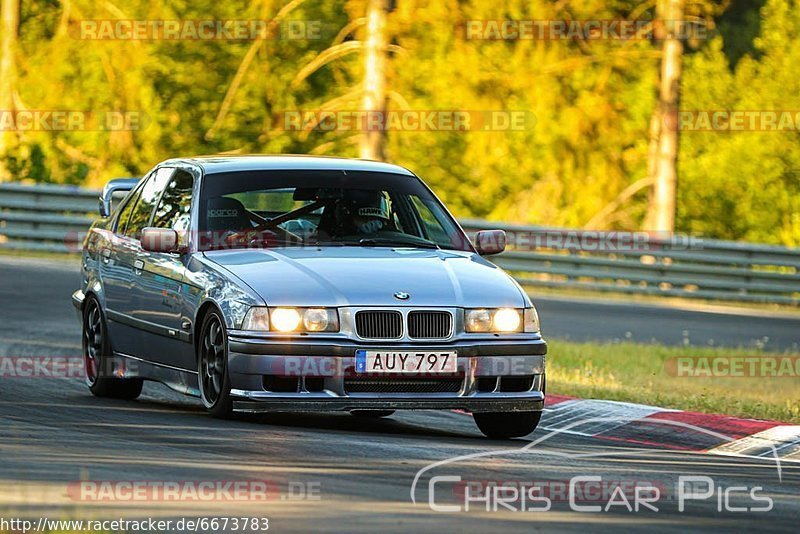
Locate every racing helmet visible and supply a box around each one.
[337,190,390,234]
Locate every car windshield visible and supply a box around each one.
[197,170,472,252]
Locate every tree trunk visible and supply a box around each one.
[359,0,388,161]
[0,0,20,180]
[646,0,683,233]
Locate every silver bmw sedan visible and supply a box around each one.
[73,155,546,438]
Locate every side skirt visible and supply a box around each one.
[111,351,200,398]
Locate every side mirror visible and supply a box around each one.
[99,178,139,217]
[141,227,179,253]
[474,229,506,255]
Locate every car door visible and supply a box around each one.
[105,167,176,358]
[101,174,147,356]
[134,168,196,371]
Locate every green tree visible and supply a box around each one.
[680,0,800,245]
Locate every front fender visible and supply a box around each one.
[185,254,265,331]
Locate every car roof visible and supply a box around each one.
[160,155,417,177]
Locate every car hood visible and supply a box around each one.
[203,247,528,308]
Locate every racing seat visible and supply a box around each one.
[205,197,253,234]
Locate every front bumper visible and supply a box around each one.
[71,289,85,319]
[227,336,546,413]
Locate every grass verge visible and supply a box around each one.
[0,248,79,263]
[548,339,800,423]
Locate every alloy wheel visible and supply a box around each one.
[200,316,226,407]
[82,302,102,385]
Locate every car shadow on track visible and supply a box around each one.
[243,411,478,440]
[132,388,515,442]
[57,382,534,444]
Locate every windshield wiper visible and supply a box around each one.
[309,242,342,248]
[312,238,441,249]
[357,238,440,249]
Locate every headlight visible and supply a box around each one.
[241,307,339,333]
[465,308,493,332]
[465,308,531,333]
[271,308,302,332]
[303,308,332,331]
[493,308,521,332]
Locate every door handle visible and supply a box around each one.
[133,259,144,274]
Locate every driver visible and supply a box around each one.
[331,190,391,236]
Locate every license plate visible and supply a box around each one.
[355,350,458,374]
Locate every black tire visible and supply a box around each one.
[198,310,233,418]
[82,297,143,399]
[473,411,541,439]
[350,410,395,418]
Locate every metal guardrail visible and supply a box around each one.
[1,182,799,305]
[0,182,99,253]
[460,220,800,305]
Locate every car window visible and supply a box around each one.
[228,188,309,216]
[409,196,454,244]
[151,170,194,235]
[115,186,143,236]
[197,171,472,251]
[124,167,175,240]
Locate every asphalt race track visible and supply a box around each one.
[1,256,798,532]
[535,296,800,351]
